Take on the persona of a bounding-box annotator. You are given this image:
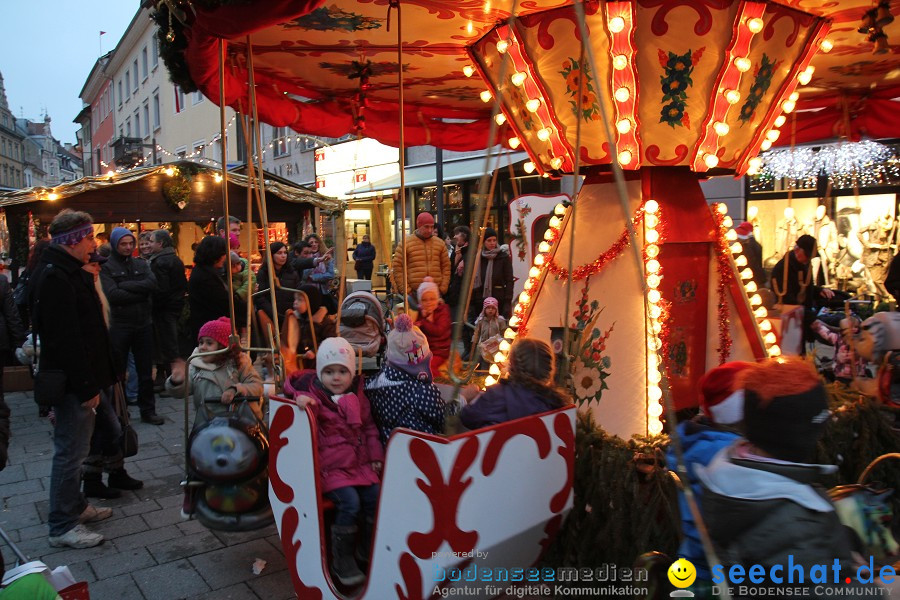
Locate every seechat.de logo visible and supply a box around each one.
[668,558,696,598]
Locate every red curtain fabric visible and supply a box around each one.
[181,0,501,151]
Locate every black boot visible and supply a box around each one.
[140,412,164,425]
[355,517,375,567]
[108,469,143,490]
[330,525,365,586]
[83,472,121,499]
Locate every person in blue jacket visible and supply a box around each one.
[352,234,376,280]
[665,360,751,582]
[460,338,570,429]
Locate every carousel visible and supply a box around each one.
[156,0,900,598]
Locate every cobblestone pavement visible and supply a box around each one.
[0,390,296,600]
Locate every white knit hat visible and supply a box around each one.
[316,337,356,380]
[417,277,440,303]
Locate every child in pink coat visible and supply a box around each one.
[285,337,383,587]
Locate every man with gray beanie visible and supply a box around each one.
[101,227,162,425]
[31,209,116,548]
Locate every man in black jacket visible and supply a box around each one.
[0,273,25,473]
[149,229,186,386]
[32,209,116,549]
[101,227,162,425]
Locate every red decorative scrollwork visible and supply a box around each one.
[549,412,575,513]
[270,404,295,503]
[406,437,480,557]
[763,6,816,47]
[482,418,552,476]
[639,0,732,36]
[279,507,324,599]
[644,144,690,166]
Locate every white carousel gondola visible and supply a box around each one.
[269,394,575,598]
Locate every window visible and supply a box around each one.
[212,136,223,164]
[133,60,139,91]
[126,118,131,137]
[273,126,290,158]
[125,71,130,100]
[175,146,187,159]
[134,111,140,140]
[152,91,160,129]
[143,103,150,137]
[193,140,205,158]
[192,90,203,105]
[119,126,124,139]
[151,36,159,69]
[174,87,185,113]
[141,47,148,80]
[118,80,123,106]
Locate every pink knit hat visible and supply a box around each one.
[483,297,499,309]
[198,317,232,349]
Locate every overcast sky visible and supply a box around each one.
[1,2,141,145]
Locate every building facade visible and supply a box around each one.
[0,72,25,190]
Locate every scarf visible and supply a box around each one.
[474,247,503,299]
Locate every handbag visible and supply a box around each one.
[112,382,139,458]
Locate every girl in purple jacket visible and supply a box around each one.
[285,337,383,587]
[460,338,571,429]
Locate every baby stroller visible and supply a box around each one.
[339,291,386,367]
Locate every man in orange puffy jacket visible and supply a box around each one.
[390,212,450,298]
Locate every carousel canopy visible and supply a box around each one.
[159,0,899,177]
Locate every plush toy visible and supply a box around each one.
[842,312,900,407]
[188,402,273,531]
[829,484,899,561]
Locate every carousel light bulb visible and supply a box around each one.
[764,332,777,344]
[645,229,660,244]
[725,229,737,241]
[609,16,626,33]
[618,149,633,165]
[529,266,541,278]
[614,87,630,103]
[494,113,507,125]
[766,129,781,142]
[648,289,661,304]
[645,214,659,229]
[509,137,521,149]
[760,139,773,151]
[750,293,762,306]
[554,203,566,215]
[740,268,753,280]
[616,119,632,134]
[782,99,796,114]
[768,344,782,357]
[648,402,663,418]
[538,241,551,253]
[509,315,520,326]
[164,167,175,177]
[524,279,534,291]
[713,121,730,136]
[550,157,564,170]
[645,200,659,214]
[730,242,743,253]
[648,420,664,435]
[649,303,662,318]
[651,321,662,334]
[759,319,772,332]
[463,65,476,77]
[754,306,768,319]
[525,98,542,113]
[613,54,628,70]
[725,89,741,104]
[519,291,531,304]
[549,216,561,228]
[745,281,758,293]
[499,340,511,352]
[648,369,662,384]
[496,39,509,53]
[789,92,800,102]
[648,386,662,403]
[523,161,536,173]
[543,229,554,241]
[722,216,733,228]
[747,17,764,33]
[534,253,545,266]
[798,66,815,85]
[646,244,660,258]
[734,57,752,72]
[717,204,728,216]
[511,71,528,87]
[480,90,493,103]
[820,38,834,53]
[735,255,748,267]
[537,127,553,142]
[704,153,720,168]
[774,115,787,127]
[504,328,516,338]
[485,375,498,386]
[494,352,506,363]
[646,259,661,274]
[489,364,501,376]
[647,274,661,288]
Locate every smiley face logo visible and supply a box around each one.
[667,558,696,588]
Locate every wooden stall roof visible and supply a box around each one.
[0,161,342,223]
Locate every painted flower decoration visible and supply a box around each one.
[574,362,603,399]
[560,57,601,121]
[657,47,704,128]
[739,54,778,125]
